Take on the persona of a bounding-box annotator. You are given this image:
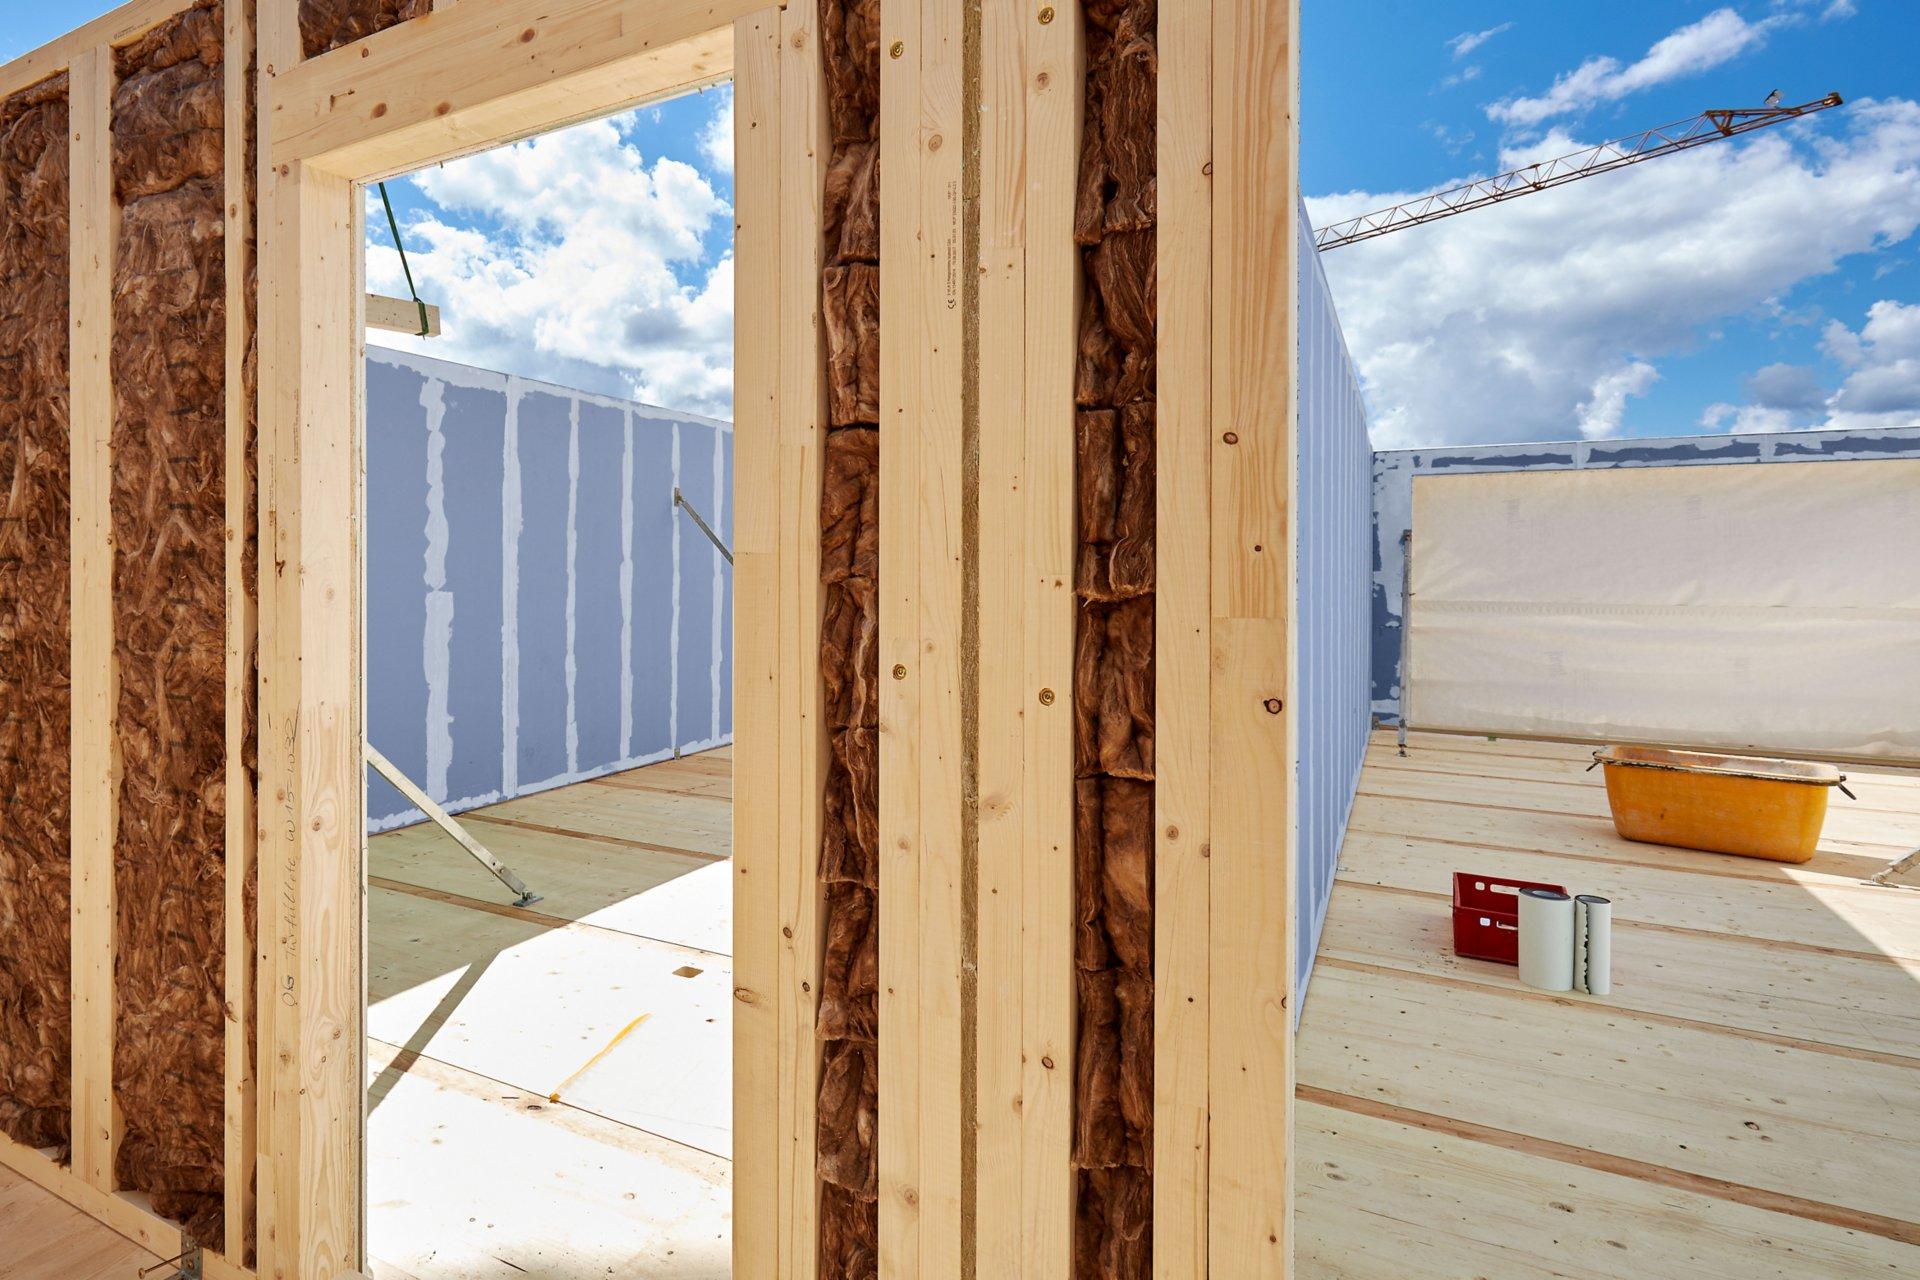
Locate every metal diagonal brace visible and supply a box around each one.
[674,486,734,565]
[366,743,542,907]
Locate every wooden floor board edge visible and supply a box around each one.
[0,1136,253,1278]
[1343,820,1899,888]
[1295,1085,1920,1248]
[1311,953,1920,1071]
[461,812,729,863]
[365,1037,733,1175]
[1361,754,1920,818]
[1335,877,1920,964]
[366,875,733,961]
[1352,789,1913,854]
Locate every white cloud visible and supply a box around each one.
[367,112,735,417]
[1488,8,1782,127]
[1820,0,1858,20]
[1308,98,1920,447]
[1576,361,1660,438]
[1448,23,1513,60]
[700,84,735,176]
[1822,299,1920,426]
[1700,401,1800,432]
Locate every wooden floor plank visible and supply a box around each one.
[1336,829,1920,961]
[366,1041,729,1280]
[366,747,738,1278]
[1299,735,1920,1278]
[1314,885,1920,1064]
[0,1165,162,1280]
[1300,964,1920,1226]
[1297,1099,1918,1279]
[1346,792,1900,882]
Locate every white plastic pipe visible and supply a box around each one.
[1577,895,1613,997]
[1518,888,1575,992]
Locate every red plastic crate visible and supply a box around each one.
[1451,872,1568,965]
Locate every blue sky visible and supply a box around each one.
[8,1,1917,444]
[1307,0,1920,444]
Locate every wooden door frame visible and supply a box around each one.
[251,0,1299,1277]
[255,4,762,1275]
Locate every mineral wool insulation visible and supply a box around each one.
[1072,3,1158,1276]
[816,0,882,1274]
[300,0,432,58]
[111,2,232,1239]
[0,73,72,1157]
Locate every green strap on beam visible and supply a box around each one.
[377,181,433,338]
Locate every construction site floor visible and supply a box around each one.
[1296,729,1920,1278]
[367,748,734,1280]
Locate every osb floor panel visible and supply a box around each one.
[0,1164,160,1279]
[368,749,732,1280]
[1297,729,1920,1279]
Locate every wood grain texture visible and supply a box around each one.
[269,0,746,179]
[257,0,365,1251]
[1207,0,1298,1276]
[1018,8,1084,1279]
[1295,733,1920,1277]
[67,50,113,1191]
[875,0,922,1270]
[773,2,835,1276]
[1152,0,1211,1274]
[731,12,782,1280]
[222,0,260,1259]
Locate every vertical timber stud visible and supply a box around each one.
[880,0,969,1270]
[257,7,365,1276]
[69,41,119,1200]
[974,0,1025,1273]
[1207,1,1299,1278]
[877,0,922,1271]
[1155,0,1212,1272]
[732,12,784,1280]
[776,0,828,1275]
[224,0,260,1259]
[976,0,1081,1275]
[1021,4,1082,1276]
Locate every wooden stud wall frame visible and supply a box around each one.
[0,1,1299,1277]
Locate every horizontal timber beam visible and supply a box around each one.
[365,293,442,337]
[267,0,754,180]
[0,0,198,98]
[0,1136,253,1280]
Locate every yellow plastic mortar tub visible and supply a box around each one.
[1591,745,1852,864]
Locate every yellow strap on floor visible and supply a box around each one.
[548,1012,651,1103]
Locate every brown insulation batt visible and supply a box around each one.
[0,74,72,1157]
[817,0,881,1275]
[300,0,432,58]
[1073,3,1156,1277]
[111,2,230,1241]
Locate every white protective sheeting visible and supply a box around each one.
[1407,460,1920,760]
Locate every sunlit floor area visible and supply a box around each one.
[366,749,734,1280]
[1296,730,1920,1278]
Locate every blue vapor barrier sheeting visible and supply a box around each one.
[364,348,734,830]
[1297,206,1376,1012]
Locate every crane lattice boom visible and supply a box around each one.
[1314,93,1844,252]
